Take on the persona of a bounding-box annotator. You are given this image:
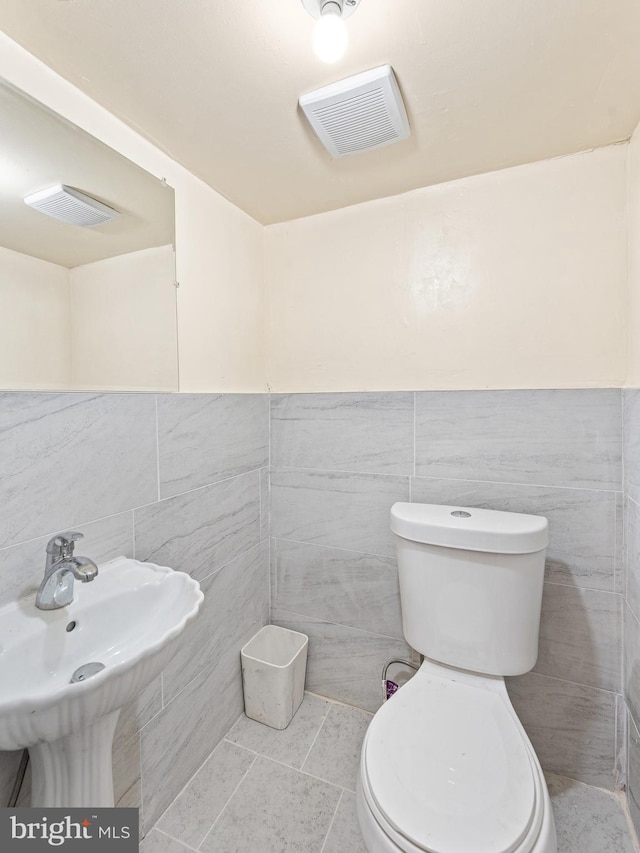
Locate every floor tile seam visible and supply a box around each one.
[151,736,228,830]
[299,703,335,771]
[547,769,620,795]
[150,730,255,834]
[197,754,259,850]
[617,786,640,853]
[273,604,405,643]
[304,690,374,717]
[220,739,353,795]
[319,789,344,853]
[152,828,200,853]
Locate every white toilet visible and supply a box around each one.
[357,503,557,853]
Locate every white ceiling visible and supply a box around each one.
[0,81,174,267]
[1,0,639,225]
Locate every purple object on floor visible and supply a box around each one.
[385,680,398,700]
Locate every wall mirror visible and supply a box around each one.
[0,78,178,392]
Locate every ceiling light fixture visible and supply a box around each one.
[301,0,362,64]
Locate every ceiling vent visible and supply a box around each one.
[299,65,410,158]
[24,185,120,227]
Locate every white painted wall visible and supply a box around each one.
[1,33,635,395]
[266,145,628,392]
[628,123,640,387]
[0,32,266,392]
[70,245,178,391]
[0,245,70,389]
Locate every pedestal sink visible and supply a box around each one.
[0,556,203,807]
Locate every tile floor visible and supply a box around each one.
[142,692,639,853]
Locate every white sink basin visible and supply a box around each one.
[0,556,203,806]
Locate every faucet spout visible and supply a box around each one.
[69,556,99,583]
[36,533,99,610]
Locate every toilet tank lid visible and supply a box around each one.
[390,503,548,554]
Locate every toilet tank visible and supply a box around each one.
[390,503,549,676]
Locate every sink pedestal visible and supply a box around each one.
[29,710,120,807]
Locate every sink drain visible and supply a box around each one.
[70,662,105,683]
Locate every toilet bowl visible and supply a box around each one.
[356,503,557,853]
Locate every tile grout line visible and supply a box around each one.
[0,468,266,556]
[0,468,622,557]
[192,540,263,586]
[543,578,624,597]
[154,394,161,502]
[521,667,622,697]
[615,692,621,787]
[627,596,640,627]
[272,464,623,494]
[133,467,263,513]
[197,755,258,850]
[0,508,144,554]
[136,544,264,724]
[616,393,624,599]
[152,828,200,853]
[412,390,416,486]
[222,737,353,795]
[272,535,394,562]
[620,391,629,797]
[151,735,239,831]
[273,537,621,597]
[300,704,333,772]
[138,734,145,841]
[274,605,405,644]
[319,789,344,853]
[618,781,640,853]
[304,690,374,717]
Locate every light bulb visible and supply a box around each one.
[313,9,348,63]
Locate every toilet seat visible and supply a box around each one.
[361,668,542,853]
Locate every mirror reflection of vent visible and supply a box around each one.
[299,65,410,158]
[23,185,120,228]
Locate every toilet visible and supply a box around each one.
[357,503,557,853]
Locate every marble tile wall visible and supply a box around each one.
[623,388,640,839]
[269,389,624,789]
[0,392,270,834]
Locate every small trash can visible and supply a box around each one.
[241,625,309,730]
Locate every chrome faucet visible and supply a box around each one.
[35,532,98,610]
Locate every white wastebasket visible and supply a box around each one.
[241,625,309,730]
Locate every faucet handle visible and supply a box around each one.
[46,531,84,560]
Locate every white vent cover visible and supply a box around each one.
[299,65,410,158]
[24,184,120,227]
